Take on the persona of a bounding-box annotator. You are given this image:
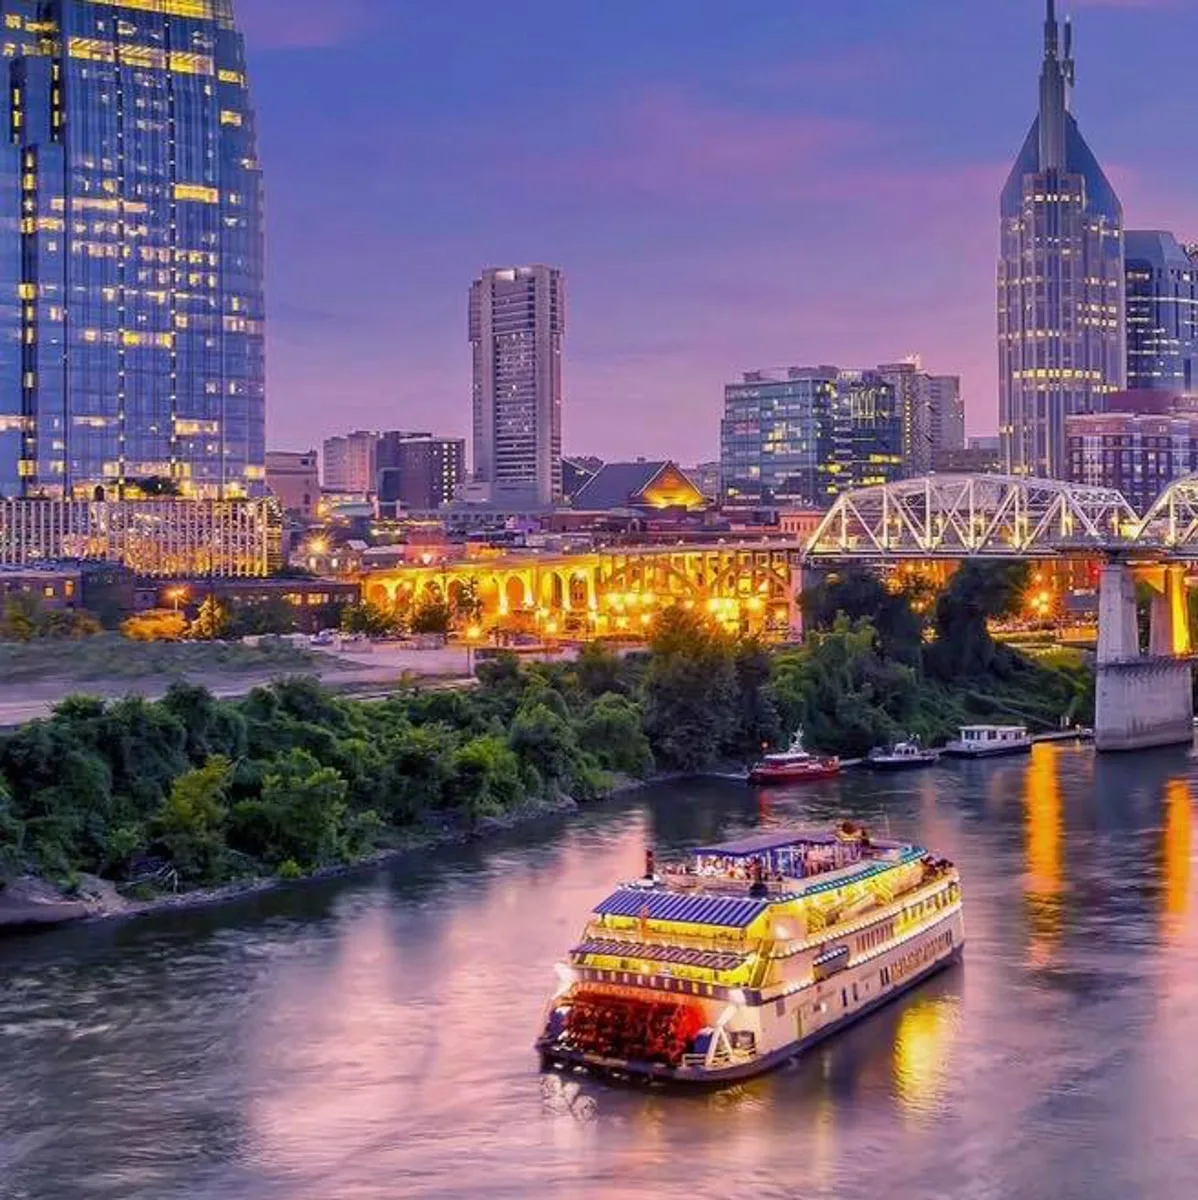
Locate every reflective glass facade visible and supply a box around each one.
[998,3,1125,479]
[1124,231,1198,393]
[0,0,265,499]
[720,367,901,508]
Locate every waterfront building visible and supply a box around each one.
[322,430,377,495]
[1124,231,1198,393]
[265,450,320,519]
[720,366,902,507]
[877,359,964,475]
[0,0,266,500]
[376,431,465,511]
[469,265,565,507]
[1066,390,1198,511]
[0,496,281,577]
[998,0,1125,479]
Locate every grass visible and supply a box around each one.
[0,635,327,683]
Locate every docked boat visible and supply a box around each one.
[536,824,964,1085]
[941,724,1032,759]
[867,737,939,771]
[748,731,840,784]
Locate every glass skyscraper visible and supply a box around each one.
[1124,231,1198,393]
[998,0,1124,479]
[0,0,265,500]
[720,366,902,508]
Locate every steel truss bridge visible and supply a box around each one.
[805,474,1198,560]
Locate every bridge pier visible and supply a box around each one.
[1095,562,1193,752]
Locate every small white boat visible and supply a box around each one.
[867,737,939,771]
[941,724,1032,759]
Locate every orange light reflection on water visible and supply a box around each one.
[1161,777,1193,942]
[1023,746,1063,967]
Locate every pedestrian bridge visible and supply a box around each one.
[805,473,1198,560]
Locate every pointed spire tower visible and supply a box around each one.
[998,1,1125,479]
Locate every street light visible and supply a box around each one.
[167,586,188,613]
[466,623,482,675]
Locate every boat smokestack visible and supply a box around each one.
[644,849,656,880]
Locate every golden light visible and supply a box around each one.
[466,624,482,641]
[707,597,721,614]
[747,597,764,614]
[308,536,329,556]
[639,612,652,627]
[546,619,559,634]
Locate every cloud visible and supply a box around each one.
[236,0,377,50]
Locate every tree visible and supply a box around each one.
[803,567,924,664]
[0,594,100,643]
[578,694,653,777]
[452,579,483,627]
[410,595,451,636]
[729,639,782,760]
[190,596,229,641]
[447,735,523,817]
[0,778,25,881]
[643,606,737,770]
[509,702,584,790]
[925,561,1030,681]
[122,609,188,642]
[341,600,403,638]
[224,597,299,638]
[152,756,231,882]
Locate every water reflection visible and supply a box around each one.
[6,751,1198,1197]
[1023,746,1064,966]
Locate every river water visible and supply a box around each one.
[2,743,1198,1199]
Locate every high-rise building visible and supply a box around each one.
[469,265,565,507]
[878,359,964,475]
[0,0,265,500]
[720,366,902,508]
[1124,231,1198,393]
[265,450,319,519]
[376,431,465,510]
[322,430,377,495]
[998,0,1125,479]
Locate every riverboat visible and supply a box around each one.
[748,731,840,784]
[867,738,939,771]
[941,724,1032,759]
[536,824,964,1085]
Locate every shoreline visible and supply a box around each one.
[0,770,744,937]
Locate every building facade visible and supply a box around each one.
[469,265,565,507]
[877,359,964,475]
[322,430,377,495]
[376,431,464,510]
[1124,231,1198,393]
[998,1,1125,479]
[265,449,319,519]
[0,0,265,500]
[0,495,281,576]
[720,366,902,508]
[1066,404,1198,512]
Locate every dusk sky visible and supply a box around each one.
[240,0,1198,465]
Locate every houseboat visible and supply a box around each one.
[941,724,1032,759]
[867,737,939,771]
[748,731,840,784]
[536,824,964,1084]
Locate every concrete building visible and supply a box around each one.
[878,359,964,475]
[469,265,565,506]
[265,450,320,519]
[721,367,902,508]
[1066,390,1198,511]
[376,432,465,511]
[998,0,1125,479]
[1124,231,1198,393]
[323,431,378,495]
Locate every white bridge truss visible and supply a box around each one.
[805,474,1147,559]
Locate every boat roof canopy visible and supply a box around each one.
[594,887,770,928]
[693,829,843,858]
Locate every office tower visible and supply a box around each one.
[1124,231,1198,392]
[265,450,320,519]
[0,0,265,499]
[376,431,465,510]
[469,265,565,507]
[322,430,377,494]
[998,0,1124,479]
[878,359,965,475]
[720,366,901,508]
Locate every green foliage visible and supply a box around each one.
[803,568,924,664]
[578,694,654,777]
[224,597,301,638]
[410,596,451,636]
[0,593,101,643]
[189,596,229,641]
[341,600,404,638]
[152,757,231,882]
[447,735,523,817]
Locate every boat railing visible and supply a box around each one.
[661,870,796,897]
[680,1048,755,1071]
[585,924,751,956]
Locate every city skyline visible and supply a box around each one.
[243,0,1198,466]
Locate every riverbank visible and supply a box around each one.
[0,771,719,936]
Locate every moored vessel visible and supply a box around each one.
[536,824,964,1084]
[748,731,840,784]
[867,736,939,771]
[941,724,1032,759]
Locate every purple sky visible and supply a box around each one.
[240,0,1198,464]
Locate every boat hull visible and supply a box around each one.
[867,755,939,771]
[941,743,1031,759]
[539,928,964,1087]
[748,764,840,784]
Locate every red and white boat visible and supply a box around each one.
[748,731,840,784]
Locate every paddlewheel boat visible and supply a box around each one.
[748,731,840,784]
[537,824,964,1085]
